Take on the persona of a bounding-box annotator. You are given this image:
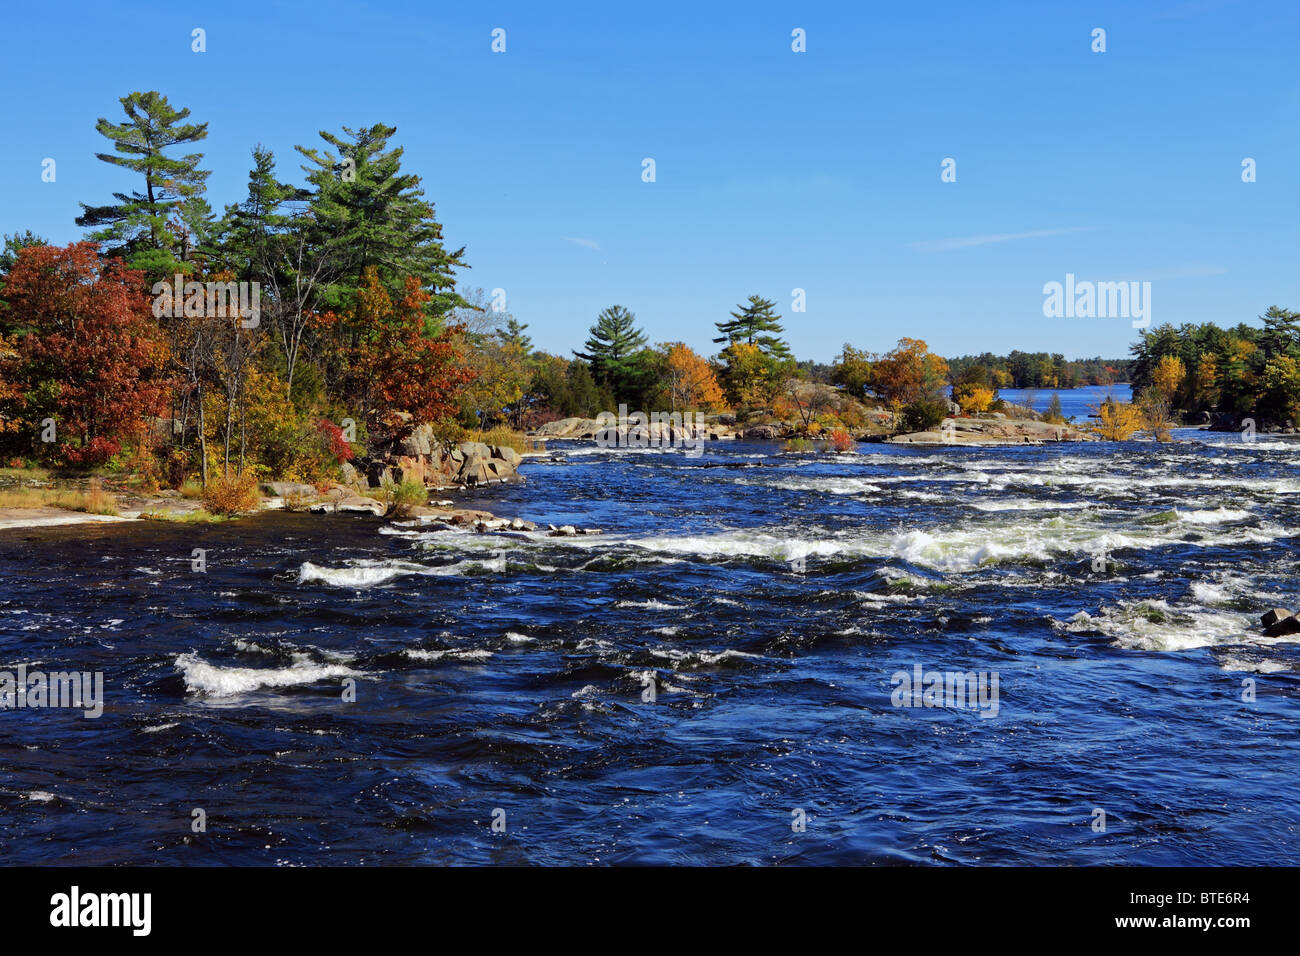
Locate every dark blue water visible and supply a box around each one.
[2,428,1298,864]
[997,384,1133,420]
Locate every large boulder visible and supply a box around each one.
[259,481,317,498]
[492,445,523,467]
[535,417,593,438]
[398,422,435,458]
[458,441,492,461]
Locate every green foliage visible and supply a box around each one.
[296,123,467,317]
[713,295,792,361]
[898,399,948,433]
[574,305,648,403]
[830,344,872,400]
[75,91,211,259]
[380,477,427,518]
[1129,309,1300,424]
[947,351,1130,389]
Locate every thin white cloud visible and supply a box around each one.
[909,226,1096,252]
[563,237,601,250]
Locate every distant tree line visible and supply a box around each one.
[946,352,1132,389]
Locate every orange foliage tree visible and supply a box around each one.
[870,337,949,408]
[316,268,475,443]
[663,342,725,412]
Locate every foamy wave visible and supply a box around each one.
[1063,601,1254,652]
[404,648,494,662]
[1175,507,1253,525]
[1218,656,1291,673]
[175,652,361,696]
[298,555,506,587]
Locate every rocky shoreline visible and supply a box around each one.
[534,405,1094,447]
[883,415,1095,445]
[0,400,1100,535]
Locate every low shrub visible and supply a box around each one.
[380,477,427,518]
[200,472,262,516]
[282,489,315,512]
[826,428,855,453]
[898,399,948,433]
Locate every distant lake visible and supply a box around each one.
[997,384,1132,420]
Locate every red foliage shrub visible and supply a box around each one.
[317,419,354,463]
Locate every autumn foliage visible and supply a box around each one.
[870,338,949,408]
[2,242,169,466]
[316,269,473,445]
[663,342,725,412]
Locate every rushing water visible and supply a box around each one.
[2,426,1298,865]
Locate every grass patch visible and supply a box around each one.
[472,426,528,454]
[139,508,231,523]
[0,466,52,481]
[0,483,119,515]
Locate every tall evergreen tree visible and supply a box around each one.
[211,146,302,281]
[296,123,467,319]
[75,91,210,271]
[714,295,792,360]
[1260,306,1300,360]
[500,317,533,353]
[574,305,647,399]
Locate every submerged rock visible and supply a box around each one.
[1260,608,1293,628]
[1262,608,1300,637]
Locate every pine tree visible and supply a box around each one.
[714,295,792,360]
[296,123,466,319]
[1260,306,1300,360]
[574,305,647,399]
[212,146,301,281]
[499,317,533,353]
[75,91,210,267]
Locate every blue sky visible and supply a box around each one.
[2,0,1297,363]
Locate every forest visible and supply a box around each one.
[3,90,1295,500]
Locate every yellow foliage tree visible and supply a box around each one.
[1091,399,1144,440]
[1152,355,1186,401]
[953,383,995,414]
[720,341,783,408]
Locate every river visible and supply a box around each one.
[1,423,1297,864]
